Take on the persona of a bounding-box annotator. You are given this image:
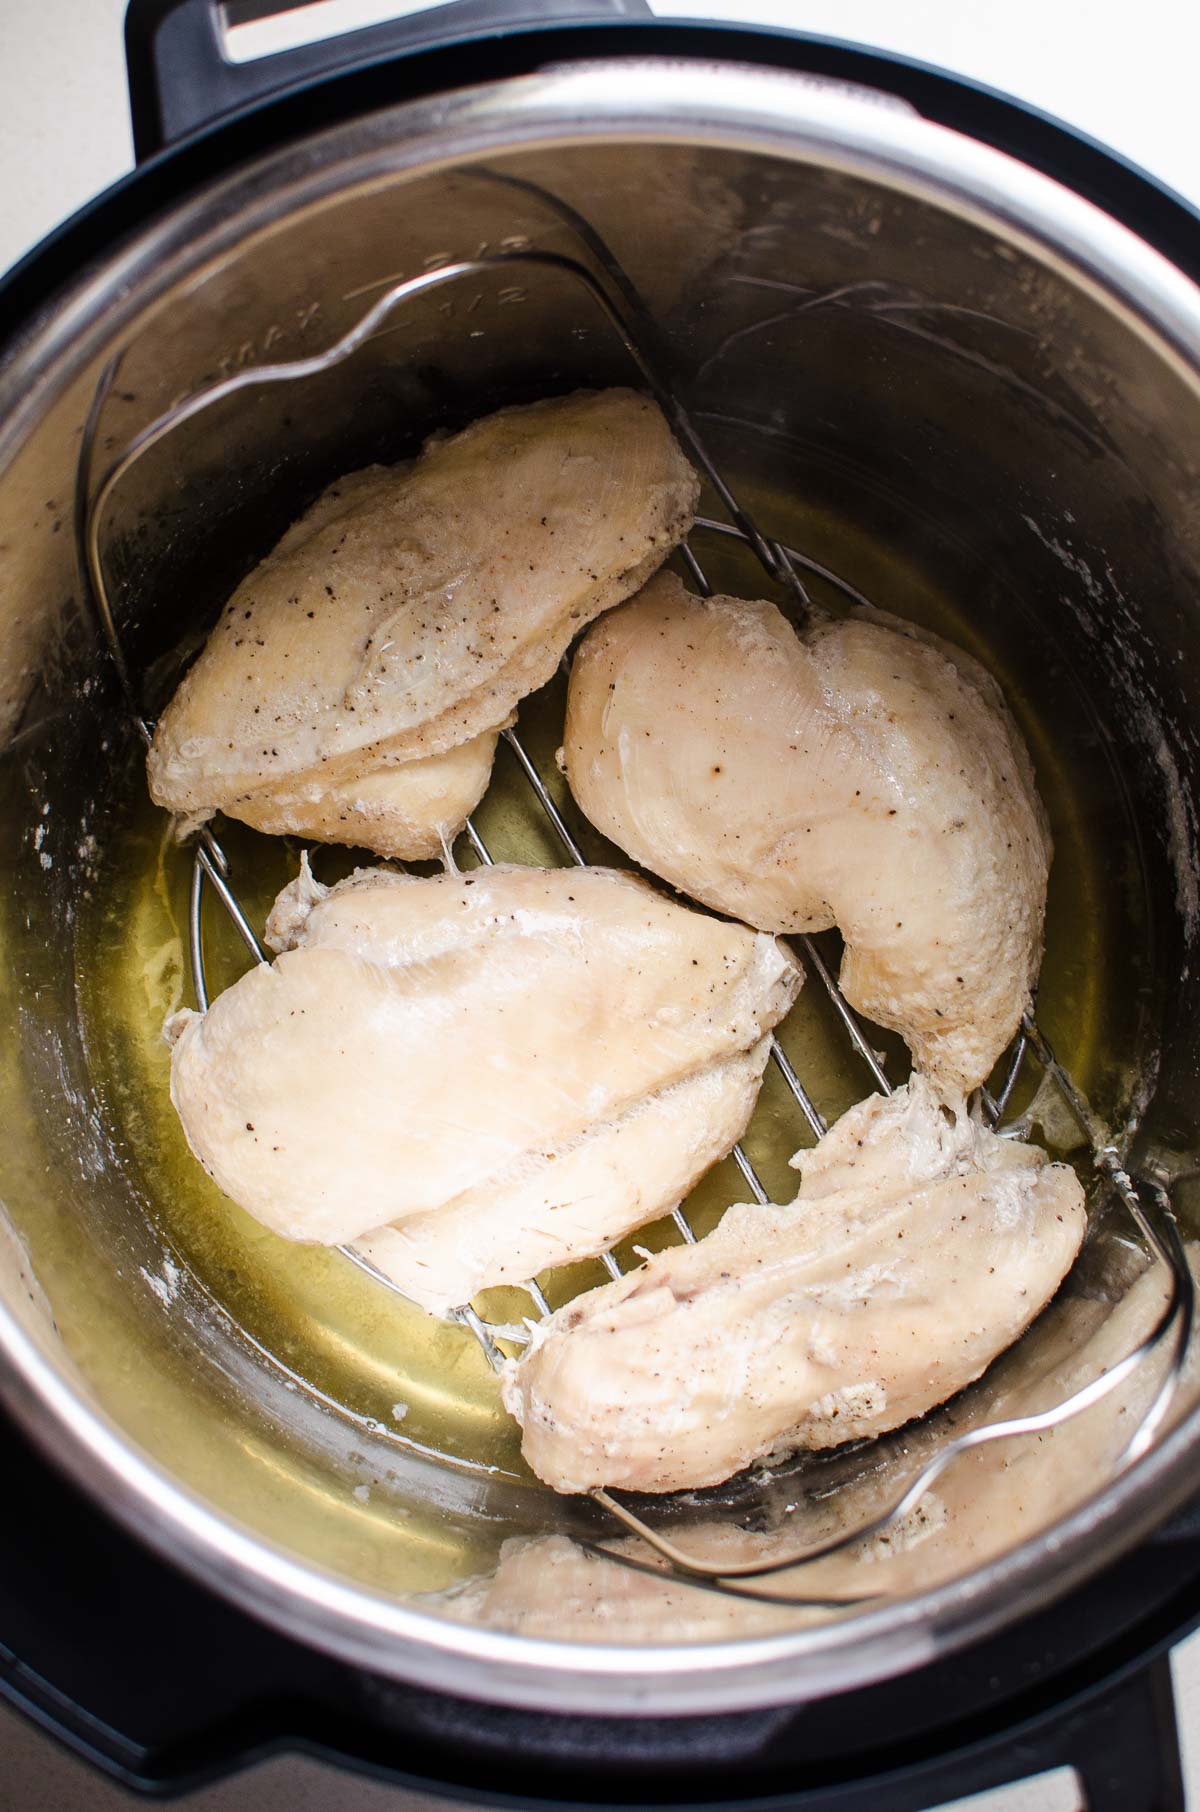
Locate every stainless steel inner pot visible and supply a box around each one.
[3,57,1200,1716]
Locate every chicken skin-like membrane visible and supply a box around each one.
[167,862,799,1308]
[564,571,1051,1094]
[147,390,699,859]
[503,1077,1085,1493]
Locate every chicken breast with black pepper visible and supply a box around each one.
[148,390,699,858]
[563,572,1051,1095]
[503,1076,1085,1493]
[449,1243,1178,1636]
[167,860,800,1313]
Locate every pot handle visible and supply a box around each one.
[123,0,652,160]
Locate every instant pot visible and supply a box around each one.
[4,1,1200,1805]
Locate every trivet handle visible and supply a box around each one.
[123,0,652,160]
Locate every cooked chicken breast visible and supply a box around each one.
[147,390,699,858]
[167,862,799,1305]
[503,1076,1086,1493]
[449,1245,1186,1641]
[358,1042,769,1314]
[563,571,1051,1094]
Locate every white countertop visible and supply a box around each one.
[0,3,1197,1808]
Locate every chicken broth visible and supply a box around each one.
[73,431,1155,1496]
